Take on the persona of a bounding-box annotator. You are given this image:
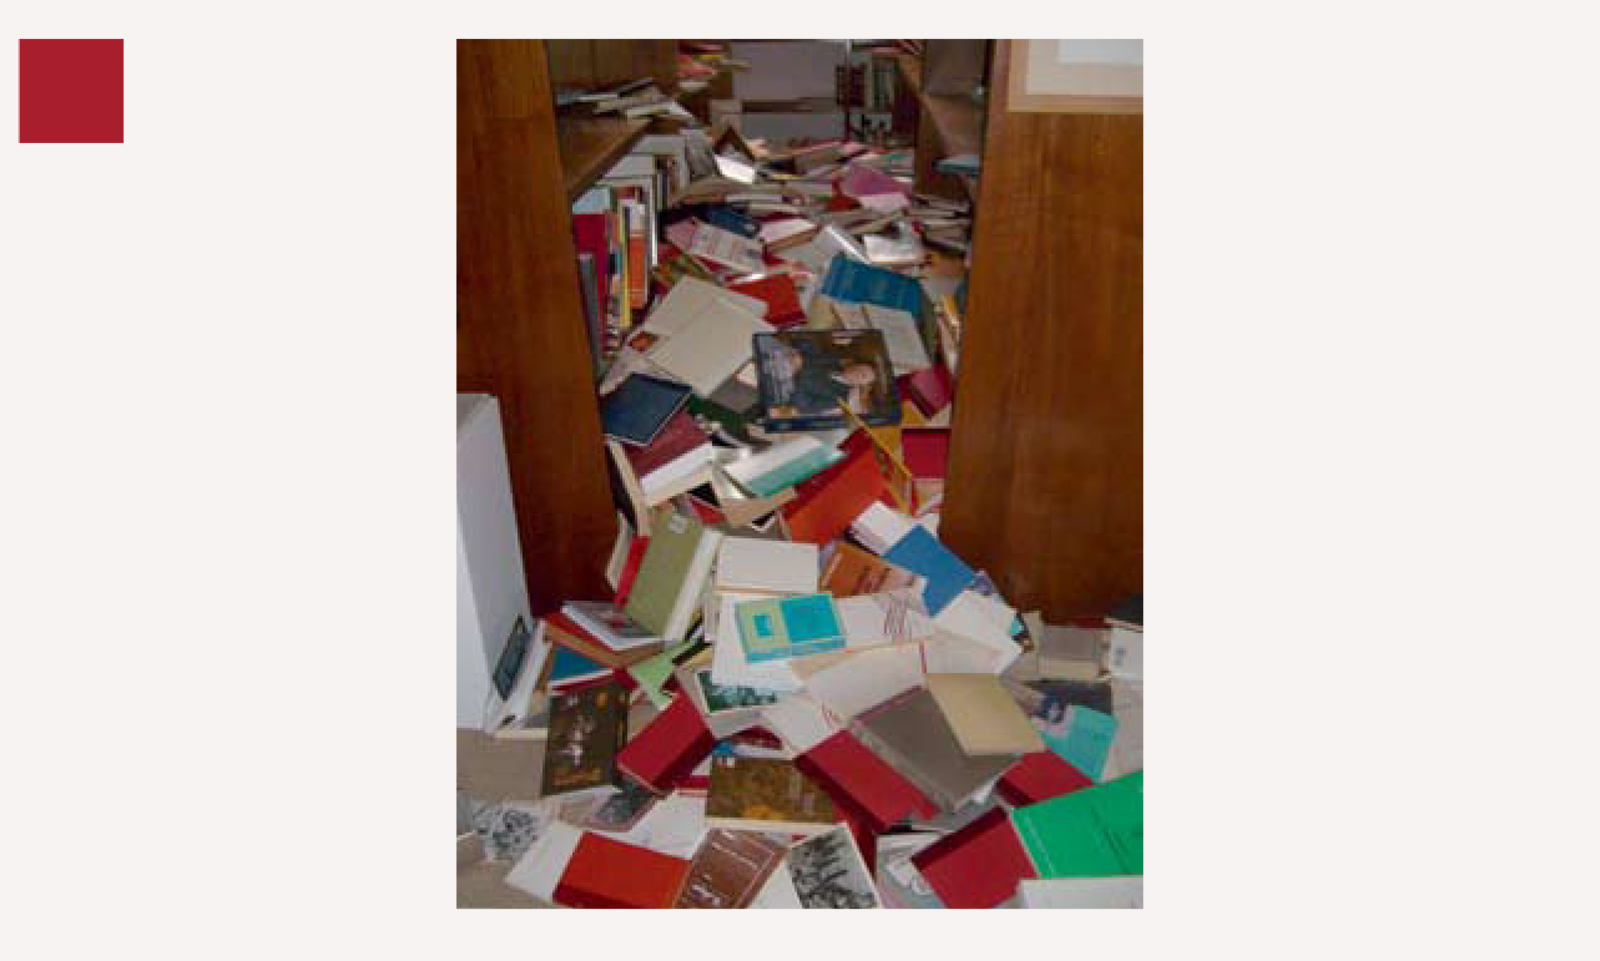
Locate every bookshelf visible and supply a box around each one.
[894,49,985,203]
[557,116,650,202]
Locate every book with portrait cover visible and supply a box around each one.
[538,682,629,798]
[754,329,901,432]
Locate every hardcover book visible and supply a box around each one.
[785,824,880,909]
[1010,771,1143,878]
[722,435,844,499]
[599,373,693,446]
[539,682,629,798]
[560,601,661,653]
[616,691,717,794]
[734,593,846,662]
[794,730,937,834]
[624,508,723,642]
[705,756,838,834]
[926,672,1046,756]
[551,832,693,909]
[753,329,901,431]
[910,806,1037,909]
[850,688,1018,812]
[674,829,790,909]
[996,750,1095,807]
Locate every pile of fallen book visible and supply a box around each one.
[459,96,1143,909]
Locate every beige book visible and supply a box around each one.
[926,672,1045,756]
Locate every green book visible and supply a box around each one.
[1010,771,1142,877]
[624,508,723,642]
[627,638,702,709]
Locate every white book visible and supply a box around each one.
[922,627,1009,674]
[1107,626,1143,681]
[835,591,934,648]
[758,694,841,755]
[636,278,772,397]
[502,820,584,903]
[795,644,924,721]
[1102,678,1144,780]
[932,591,1023,673]
[716,536,820,595]
[688,222,764,273]
[1017,877,1143,909]
[615,791,708,859]
[850,501,918,555]
[750,859,804,908]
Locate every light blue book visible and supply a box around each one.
[1040,706,1119,782]
[735,593,845,663]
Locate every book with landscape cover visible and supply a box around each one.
[674,829,790,909]
[539,682,629,798]
[754,329,901,431]
[705,756,838,834]
[785,823,880,909]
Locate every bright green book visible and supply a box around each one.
[627,638,701,709]
[1010,771,1142,877]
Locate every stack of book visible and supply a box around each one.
[464,73,1143,909]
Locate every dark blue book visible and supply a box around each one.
[600,373,693,446]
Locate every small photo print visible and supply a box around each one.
[695,669,779,714]
[786,825,880,909]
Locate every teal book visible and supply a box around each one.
[1010,771,1142,878]
[1041,706,1118,782]
[735,593,845,663]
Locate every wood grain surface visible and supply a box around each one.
[458,40,616,614]
[941,40,1143,619]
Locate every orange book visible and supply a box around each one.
[553,833,692,909]
[782,444,889,545]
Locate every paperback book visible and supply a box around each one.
[753,329,901,431]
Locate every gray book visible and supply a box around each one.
[850,688,1016,812]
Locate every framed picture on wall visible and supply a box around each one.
[1007,39,1143,114]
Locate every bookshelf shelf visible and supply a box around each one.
[558,116,650,202]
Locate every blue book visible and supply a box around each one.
[735,594,846,663]
[882,526,976,616]
[818,256,923,315]
[549,645,609,686]
[600,373,693,446]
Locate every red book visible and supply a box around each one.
[613,536,650,609]
[997,751,1095,807]
[794,731,936,835]
[911,807,1037,909]
[782,441,892,545]
[616,693,717,794]
[552,832,692,909]
[571,212,612,312]
[902,363,954,417]
[728,274,806,327]
[901,427,951,481]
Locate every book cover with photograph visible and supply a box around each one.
[786,824,880,909]
[754,329,901,431]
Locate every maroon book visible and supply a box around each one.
[624,410,710,480]
[910,807,1037,909]
[997,751,1095,807]
[902,363,954,416]
[901,427,951,480]
[616,693,717,794]
[553,832,692,909]
[571,212,612,315]
[794,730,937,834]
